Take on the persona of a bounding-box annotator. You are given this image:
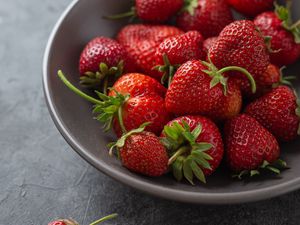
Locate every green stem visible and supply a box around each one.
[90,213,118,225]
[218,66,257,93]
[168,146,190,166]
[57,70,102,105]
[104,8,135,20]
[118,105,127,134]
[168,66,174,88]
[103,77,108,96]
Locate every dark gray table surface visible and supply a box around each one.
[1,0,300,224]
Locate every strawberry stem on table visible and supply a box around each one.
[89,213,118,225]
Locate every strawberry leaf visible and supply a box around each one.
[190,159,206,183]
[183,157,194,185]
[172,156,184,181]
[182,0,198,15]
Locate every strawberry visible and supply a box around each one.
[227,0,273,17]
[117,24,183,80]
[154,31,206,85]
[176,0,233,38]
[79,37,134,94]
[107,0,183,23]
[254,3,300,67]
[48,214,117,225]
[108,73,166,98]
[161,115,224,184]
[209,20,270,95]
[165,60,255,121]
[110,129,169,176]
[112,94,171,137]
[57,71,170,136]
[203,36,218,54]
[224,114,286,178]
[245,86,300,142]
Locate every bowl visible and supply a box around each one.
[43,0,300,204]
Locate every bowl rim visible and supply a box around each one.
[43,0,300,204]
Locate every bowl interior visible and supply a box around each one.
[44,0,300,204]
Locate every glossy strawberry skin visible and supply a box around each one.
[109,73,166,98]
[79,37,133,75]
[120,131,169,176]
[227,0,273,17]
[225,114,280,172]
[252,64,281,99]
[163,115,224,175]
[165,60,223,116]
[176,0,233,38]
[209,80,242,122]
[136,0,183,23]
[48,222,66,225]
[245,86,300,142]
[209,20,270,94]
[117,24,183,80]
[203,36,218,54]
[155,31,206,67]
[113,95,171,137]
[254,12,300,67]
[48,219,77,225]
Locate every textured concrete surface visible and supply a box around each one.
[0,0,300,224]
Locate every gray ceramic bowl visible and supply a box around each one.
[43,0,300,204]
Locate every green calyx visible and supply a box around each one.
[108,122,150,156]
[58,70,129,132]
[272,66,296,88]
[154,54,181,87]
[264,36,282,53]
[294,91,300,136]
[233,159,288,179]
[275,1,300,44]
[80,61,124,95]
[161,120,214,184]
[201,57,256,95]
[104,6,137,22]
[181,0,198,15]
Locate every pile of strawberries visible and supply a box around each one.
[58,0,300,184]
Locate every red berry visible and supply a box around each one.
[245,86,300,142]
[209,20,270,95]
[117,24,183,80]
[176,0,233,38]
[254,11,300,67]
[109,73,166,98]
[225,114,280,173]
[227,0,273,17]
[203,36,218,54]
[120,131,169,176]
[136,0,183,23]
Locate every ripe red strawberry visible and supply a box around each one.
[254,3,300,67]
[117,24,183,80]
[109,73,166,98]
[48,214,117,225]
[136,0,183,22]
[176,0,233,38]
[227,0,273,17]
[112,94,171,137]
[161,115,224,183]
[155,31,206,85]
[111,131,169,176]
[48,219,77,225]
[209,20,270,95]
[209,80,242,122]
[107,0,183,23]
[225,114,285,178]
[245,86,300,142]
[203,36,218,54]
[165,60,255,121]
[58,71,171,136]
[79,37,134,93]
